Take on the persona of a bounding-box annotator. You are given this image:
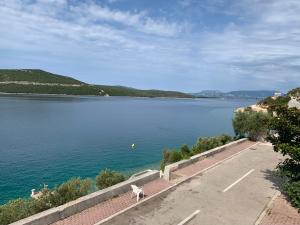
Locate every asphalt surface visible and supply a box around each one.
[103,143,283,225]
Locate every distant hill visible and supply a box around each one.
[0,69,192,98]
[0,69,83,84]
[191,90,224,98]
[192,90,278,99]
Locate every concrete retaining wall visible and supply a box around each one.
[11,170,159,225]
[163,138,248,181]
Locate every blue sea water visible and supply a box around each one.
[0,95,256,204]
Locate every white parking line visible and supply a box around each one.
[222,169,255,193]
[177,210,200,225]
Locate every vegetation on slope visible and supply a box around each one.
[160,134,234,171]
[96,169,125,189]
[0,168,127,225]
[96,85,193,98]
[258,87,300,109]
[287,87,300,97]
[0,69,83,84]
[0,83,192,98]
[0,178,92,225]
[0,69,192,98]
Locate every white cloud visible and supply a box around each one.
[70,3,185,37]
[197,0,300,89]
[0,0,299,91]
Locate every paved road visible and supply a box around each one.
[103,143,283,225]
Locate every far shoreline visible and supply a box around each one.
[0,92,215,100]
[0,92,264,101]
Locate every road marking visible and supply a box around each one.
[222,169,255,193]
[177,210,200,225]
[94,142,257,225]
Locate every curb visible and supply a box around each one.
[254,191,281,225]
[95,142,258,225]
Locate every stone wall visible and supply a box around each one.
[11,170,159,225]
[163,138,248,181]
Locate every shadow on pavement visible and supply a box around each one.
[262,169,284,191]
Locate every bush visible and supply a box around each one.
[0,177,92,225]
[96,169,125,190]
[191,135,233,155]
[180,144,191,158]
[219,134,233,145]
[233,110,271,141]
[47,178,92,207]
[284,181,300,209]
[0,199,35,225]
[160,135,233,171]
[160,149,183,171]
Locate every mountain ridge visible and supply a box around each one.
[192,90,279,99]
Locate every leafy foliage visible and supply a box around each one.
[96,169,125,190]
[160,134,233,171]
[232,110,271,141]
[268,105,300,210]
[180,144,191,158]
[0,198,36,225]
[287,87,300,98]
[191,134,233,155]
[0,178,92,225]
[160,149,184,171]
[284,181,300,209]
[258,96,290,108]
[46,178,92,207]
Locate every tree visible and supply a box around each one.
[232,110,271,141]
[268,106,300,209]
[96,169,125,190]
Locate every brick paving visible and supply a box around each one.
[51,140,255,225]
[260,195,300,225]
[173,140,255,177]
[52,179,171,225]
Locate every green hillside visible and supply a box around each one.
[0,69,83,84]
[258,87,300,107]
[0,69,192,98]
[288,87,300,97]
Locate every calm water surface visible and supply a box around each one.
[0,95,256,204]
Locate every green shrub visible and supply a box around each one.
[0,198,35,225]
[96,169,125,190]
[180,144,191,158]
[191,135,233,155]
[284,181,300,209]
[160,149,184,171]
[218,134,233,145]
[47,178,92,206]
[160,135,234,171]
[0,177,92,225]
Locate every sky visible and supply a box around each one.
[0,0,300,92]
